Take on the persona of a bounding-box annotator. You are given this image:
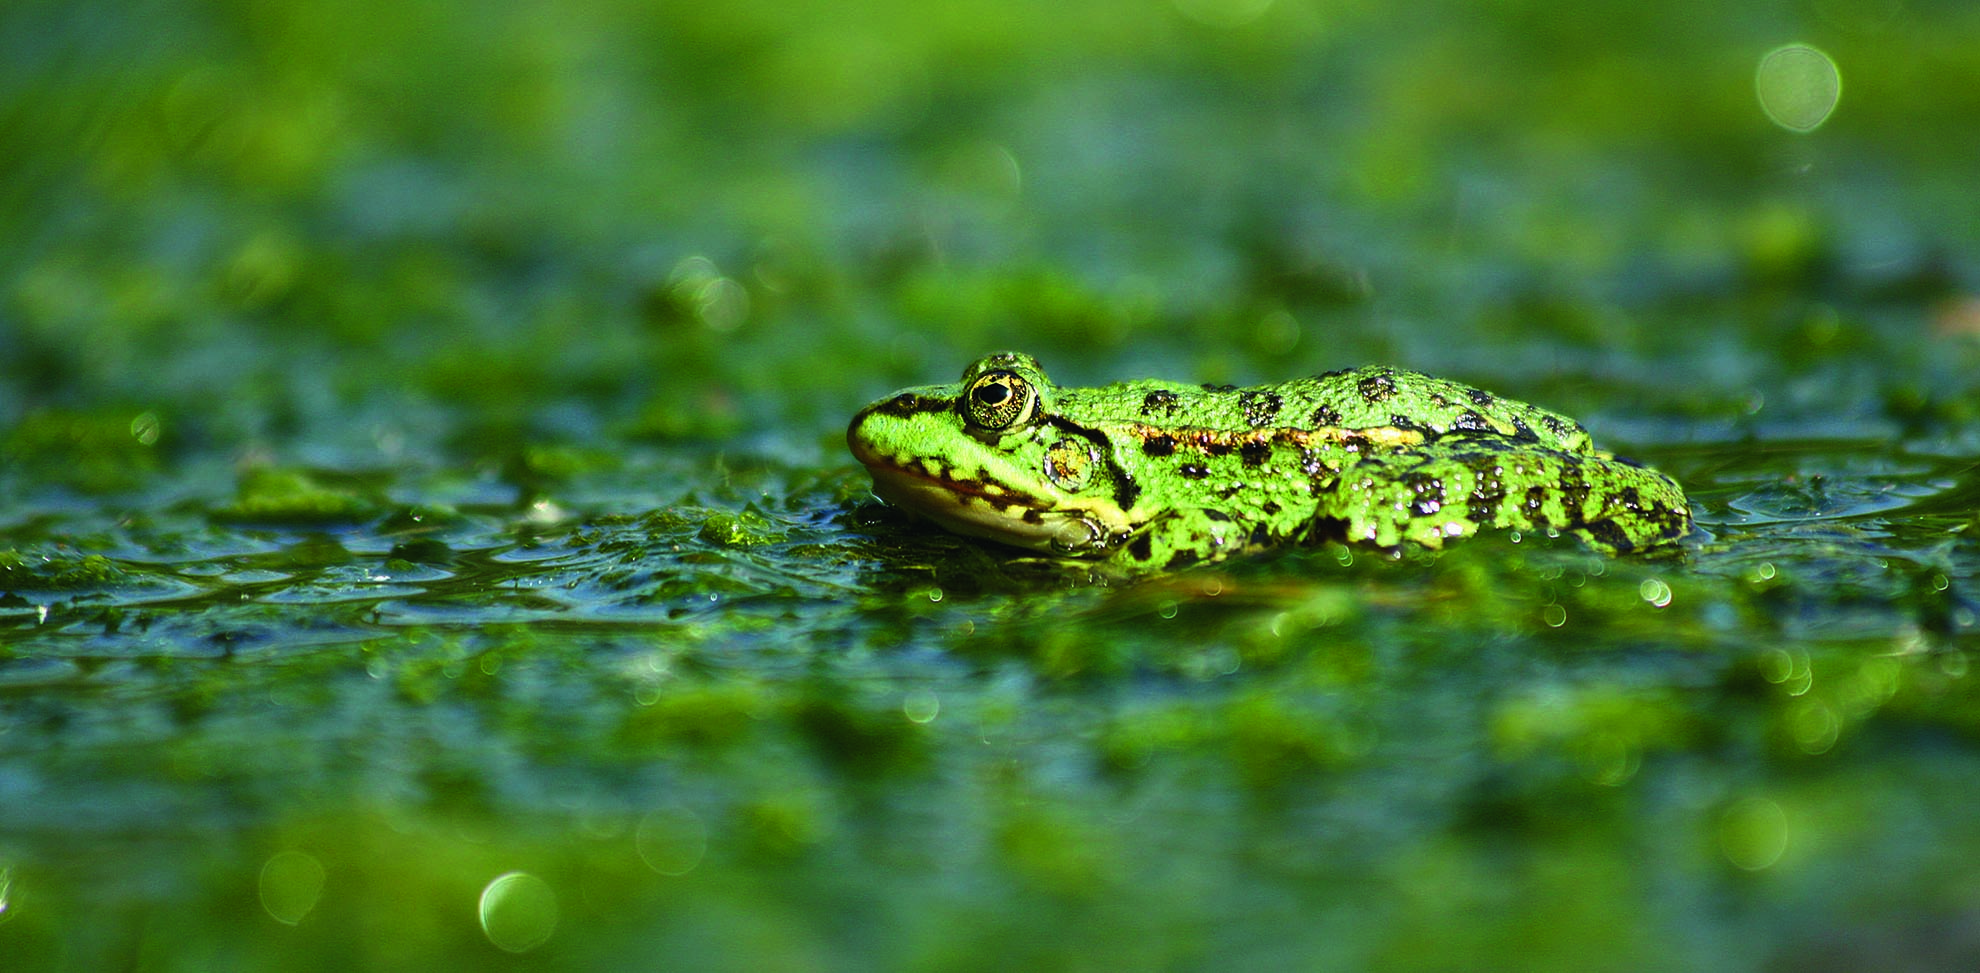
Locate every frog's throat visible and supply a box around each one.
[853,448,1130,554]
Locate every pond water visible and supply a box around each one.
[5,1,1980,970]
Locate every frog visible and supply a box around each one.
[847,352,1691,571]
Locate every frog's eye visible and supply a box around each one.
[963,370,1038,431]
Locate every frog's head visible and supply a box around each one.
[847,352,1137,555]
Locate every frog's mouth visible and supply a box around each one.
[850,445,1109,555]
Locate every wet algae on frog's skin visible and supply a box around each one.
[848,352,1691,571]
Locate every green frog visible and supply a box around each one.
[847,352,1691,571]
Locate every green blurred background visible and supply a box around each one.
[10,0,1977,451]
[7,0,1980,970]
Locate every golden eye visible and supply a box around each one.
[963,370,1037,431]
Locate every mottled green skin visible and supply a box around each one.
[848,352,1691,570]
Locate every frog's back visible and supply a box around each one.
[1060,366,1593,452]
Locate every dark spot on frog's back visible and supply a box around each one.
[1524,484,1548,512]
[1179,463,1210,480]
[1110,464,1142,512]
[1238,441,1272,467]
[1559,468,1592,514]
[1357,373,1396,403]
[1388,414,1427,435]
[1448,410,1494,434]
[1403,472,1445,517]
[872,392,943,418]
[1127,532,1154,563]
[1467,455,1507,520]
[1310,403,1343,427]
[1467,388,1496,409]
[1653,503,1692,539]
[1141,434,1177,457]
[1142,389,1180,418]
[1239,390,1283,427]
[1307,515,1351,542]
[1542,415,1577,439]
[1585,518,1634,554]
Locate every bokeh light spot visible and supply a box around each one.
[903,689,941,724]
[1790,699,1840,754]
[1638,577,1673,608]
[1577,732,1641,787]
[666,256,751,332]
[1718,798,1790,871]
[934,139,1023,214]
[258,851,326,926]
[635,806,708,877]
[478,872,558,953]
[1756,44,1841,132]
[129,411,162,447]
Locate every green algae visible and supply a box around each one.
[695,508,789,548]
[213,467,380,525]
[0,548,128,592]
